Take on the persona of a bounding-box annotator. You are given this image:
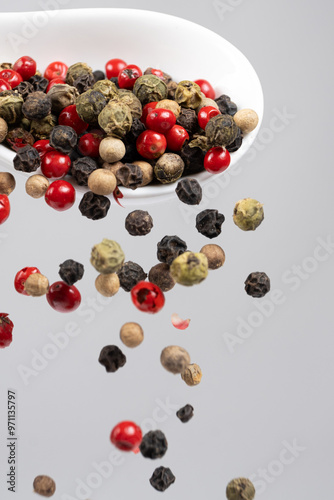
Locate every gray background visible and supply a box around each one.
[0,1,333,500]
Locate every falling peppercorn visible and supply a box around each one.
[120,322,144,348]
[226,478,255,500]
[160,345,191,374]
[140,430,168,459]
[148,263,175,292]
[200,244,225,269]
[149,466,175,492]
[78,191,111,220]
[58,259,84,286]
[244,272,270,298]
[117,261,147,292]
[98,345,126,373]
[170,251,208,286]
[157,235,187,265]
[0,172,16,196]
[91,239,125,274]
[175,178,202,205]
[33,475,56,497]
[233,198,264,231]
[196,209,225,239]
[125,210,153,236]
[176,404,194,423]
[181,363,202,386]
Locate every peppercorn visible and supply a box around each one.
[13,145,41,172]
[30,114,57,140]
[154,153,184,184]
[99,137,125,163]
[196,209,225,239]
[47,84,79,114]
[16,81,34,100]
[144,67,172,84]
[181,363,202,386]
[160,345,191,374]
[0,172,15,195]
[140,430,168,459]
[0,91,23,124]
[233,198,264,231]
[170,251,208,286]
[24,273,49,297]
[113,89,142,119]
[109,77,120,88]
[157,235,187,265]
[196,94,220,113]
[200,244,225,269]
[6,127,35,151]
[176,404,194,423]
[176,107,198,135]
[125,210,153,236]
[120,322,144,348]
[66,62,93,86]
[244,272,270,298]
[167,80,178,99]
[87,169,117,196]
[98,100,132,137]
[149,467,175,492]
[215,94,237,116]
[132,160,154,186]
[49,125,77,154]
[188,134,210,152]
[58,259,84,286]
[133,74,168,104]
[98,345,126,373]
[93,79,118,100]
[22,91,51,121]
[28,74,48,92]
[233,109,259,134]
[78,191,111,220]
[25,174,49,198]
[122,141,139,163]
[117,261,147,292]
[76,89,107,125]
[71,157,98,186]
[95,273,120,297]
[102,160,123,182]
[73,72,95,94]
[117,163,143,190]
[156,99,181,118]
[20,117,31,130]
[226,126,243,153]
[0,117,8,142]
[148,263,175,292]
[226,478,255,500]
[0,62,12,71]
[205,114,238,147]
[93,69,105,82]
[175,80,202,109]
[126,118,146,142]
[175,178,202,205]
[33,475,56,497]
[180,143,205,175]
[91,239,125,274]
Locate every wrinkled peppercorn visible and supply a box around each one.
[126,118,146,142]
[78,191,111,220]
[154,153,184,184]
[215,94,237,116]
[71,157,98,186]
[148,263,175,292]
[117,261,147,292]
[175,80,202,109]
[176,108,198,135]
[28,74,48,92]
[98,345,126,373]
[73,73,95,94]
[109,76,120,89]
[196,209,225,239]
[76,89,107,125]
[6,127,34,151]
[66,62,93,86]
[144,67,172,84]
[175,178,202,205]
[30,114,57,140]
[13,145,41,172]
[157,235,187,265]
[140,430,168,459]
[226,127,243,153]
[133,75,168,105]
[59,259,84,286]
[149,467,175,492]
[16,81,34,100]
[48,84,79,114]
[125,210,153,236]
[50,125,77,154]
[176,404,194,423]
[113,89,142,119]
[180,144,205,175]
[93,70,105,82]
[244,272,270,298]
[121,141,139,163]
[22,91,51,120]
[98,100,132,137]
[170,252,208,286]
[206,114,238,147]
[117,163,143,190]
[167,81,178,99]
[226,478,256,500]
[0,91,23,125]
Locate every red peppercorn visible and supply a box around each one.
[165,125,189,151]
[46,77,65,93]
[14,267,40,295]
[44,61,68,81]
[146,108,176,134]
[204,146,231,174]
[118,64,142,90]
[13,56,37,81]
[136,130,167,160]
[198,106,220,130]
[41,151,71,178]
[33,139,56,159]
[141,101,158,125]
[150,68,164,79]
[0,78,11,92]
[131,281,165,314]
[45,180,76,211]
[46,281,81,313]
[0,313,14,349]
[105,58,127,79]
[0,194,10,225]
[0,69,22,88]
[77,131,103,158]
[194,79,215,100]
[58,105,89,135]
[110,421,142,452]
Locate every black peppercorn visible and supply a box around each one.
[117,164,143,190]
[16,81,34,100]
[93,70,105,82]
[126,118,146,142]
[117,261,147,292]
[78,191,111,220]
[140,430,168,459]
[50,125,78,154]
[176,404,194,423]
[149,467,175,492]
[157,235,187,265]
[59,259,84,286]
[28,74,48,92]
[196,209,225,239]
[176,108,198,135]
[180,144,205,175]
[98,345,126,373]
[244,272,270,298]
[13,145,41,172]
[109,77,120,89]
[22,91,52,120]
[226,126,243,153]
[125,210,153,236]
[71,157,98,186]
[121,141,139,164]
[215,94,237,116]
[148,263,175,292]
[73,73,95,94]
[175,178,202,205]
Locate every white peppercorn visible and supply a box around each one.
[95,273,120,297]
[156,99,181,118]
[25,174,50,198]
[24,273,49,297]
[120,322,144,348]
[132,160,154,186]
[99,137,126,163]
[233,109,259,134]
[0,172,15,195]
[160,345,191,374]
[200,244,225,269]
[87,169,117,196]
[0,117,8,142]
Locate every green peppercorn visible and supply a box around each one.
[98,101,132,137]
[133,75,168,105]
[0,91,23,125]
[175,80,202,109]
[76,89,107,125]
[154,153,184,184]
[93,79,118,100]
[90,239,125,274]
[111,89,142,119]
[226,478,255,500]
[47,84,79,114]
[205,114,238,147]
[30,114,57,140]
[233,198,264,231]
[66,62,93,86]
[170,251,208,286]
